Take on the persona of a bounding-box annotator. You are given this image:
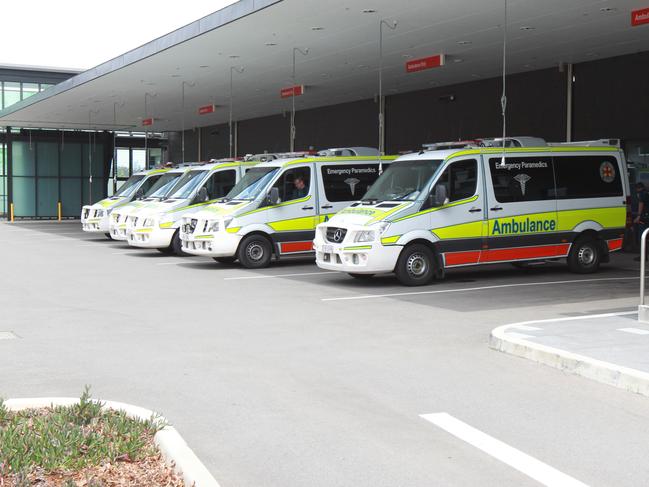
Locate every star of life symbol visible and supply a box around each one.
[600,161,615,183]
[344,177,361,195]
[514,173,531,195]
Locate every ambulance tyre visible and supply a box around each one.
[213,257,237,264]
[171,229,190,257]
[568,236,600,274]
[238,234,272,269]
[395,244,436,286]
[157,247,174,255]
[348,273,375,280]
[104,233,112,240]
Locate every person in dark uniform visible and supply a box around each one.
[290,175,308,200]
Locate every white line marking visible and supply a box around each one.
[0,331,18,340]
[224,271,338,280]
[322,276,637,302]
[504,332,536,340]
[509,325,542,331]
[617,327,649,335]
[156,261,182,266]
[421,413,589,487]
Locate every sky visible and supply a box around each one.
[0,0,238,70]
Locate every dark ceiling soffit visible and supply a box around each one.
[0,0,283,122]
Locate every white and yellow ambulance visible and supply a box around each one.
[125,160,257,254]
[179,154,395,267]
[108,167,188,240]
[314,139,629,285]
[81,168,169,236]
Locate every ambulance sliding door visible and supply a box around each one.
[484,155,560,262]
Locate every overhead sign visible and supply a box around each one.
[406,54,445,73]
[142,118,154,126]
[280,85,305,98]
[632,7,649,26]
[198,104,216,115]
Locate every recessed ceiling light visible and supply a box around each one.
[362,9,377,14]
[453,58,464,63]
[321,73,330,77]
[458,40,472,45]
[265,42,277,46]
[402,54,413,59]
[519,26,535,31]
[311,26,324,31]
[585,52,599,57]
[229,55,240,59]
[471,74,481,78]
[199,65,210,68]
[171,74,181,78]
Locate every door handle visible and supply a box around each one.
[490,206,503,211]
[302,206,314,210]
[468,207,482,213]
[321,205,333,209]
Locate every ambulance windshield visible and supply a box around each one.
[224,167,279,201]
[166,170,208,199]
[113,175,145,197]
[145,173,182,199]
[362,159,442,202]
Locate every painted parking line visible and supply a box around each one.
[0,331,18,340]
[224,271,338,280]
[156,261,183,266]
[322,276,638,302]
[421,413,589,487]
[617,327,649,335]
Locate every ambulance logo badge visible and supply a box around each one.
[514,173,531,195]
[345,177,361,195]
[600,161,615,183]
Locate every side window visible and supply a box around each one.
[431,159,478,204]
[273,166,311,203]
[554,155,622,199]
[205,170,236,199]
[320,163,382,202]
[489,157,554,203]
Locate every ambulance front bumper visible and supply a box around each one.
[109,222,128,241]
[126,226,174,249]
[313,231,401,274]
[81,213,110,233]
[180,231,241,258]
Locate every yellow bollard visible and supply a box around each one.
[9,203,14,223]
[57,201,62,222]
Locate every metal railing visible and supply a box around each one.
[640,228,649,306]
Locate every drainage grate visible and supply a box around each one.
[0,331,18,340]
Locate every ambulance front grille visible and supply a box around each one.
[325,227,347,243]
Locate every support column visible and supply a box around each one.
[566,63,573,142]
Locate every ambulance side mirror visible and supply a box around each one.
[267,187,280,206]
[135,188,145,199]
[197,187,208,202]
[431,184,448,207]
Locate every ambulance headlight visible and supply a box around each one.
[354,222,389,242]
[207,220,220,232]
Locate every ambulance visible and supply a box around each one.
[80,168,169,236]
[314,139,629,285]
[179,154,395,268]
[108,166,188,241]
[125,160,258,254]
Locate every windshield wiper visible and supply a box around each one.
[360,199,381,205]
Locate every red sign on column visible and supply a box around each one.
[198,104,216,115]
[632,7,649,26]
[142,118,154,126]
[280,85,305,98]
[405,54,445,73]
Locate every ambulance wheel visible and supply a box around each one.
[568,237,600,274]
[395,244,436,286]
[171,229,190,257]
[213,257,236,264]
[348,273,375,280]
[104,232,112,240]
[238,234,272,269]
[157,247,174,255]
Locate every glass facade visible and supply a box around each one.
[0,81,54,109]
[0,142,6,216]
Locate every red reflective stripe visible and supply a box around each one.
[480,244,570,262]
[281,241,313,253]
[444,251,481,266]
[607,238,623,252]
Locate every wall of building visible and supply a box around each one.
[170,49,649,160]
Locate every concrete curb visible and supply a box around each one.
[489,311,649,398]
[4,397,220,487]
